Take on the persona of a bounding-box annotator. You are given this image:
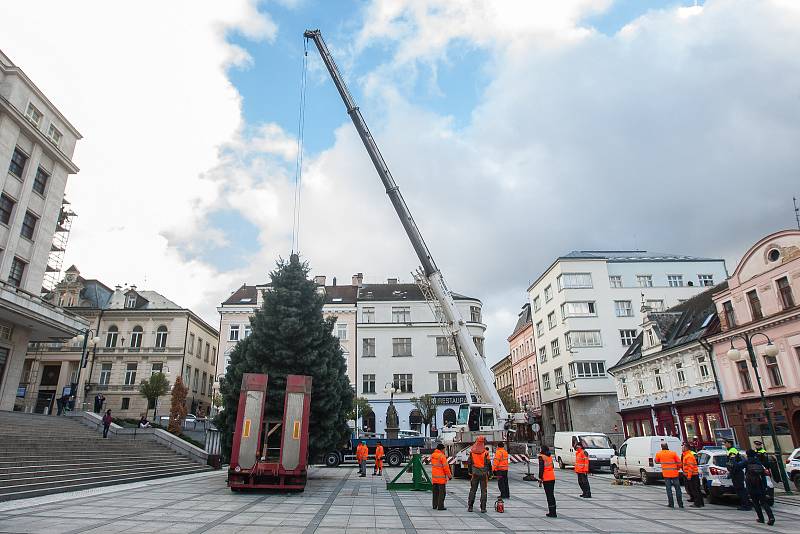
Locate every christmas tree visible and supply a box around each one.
[215,254,353,461]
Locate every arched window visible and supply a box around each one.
[443,408,457,427]
[155,326,168,348]
[409,409,422,433]
[105,326,118,348]
[130,326,143,348]
[363,411,376,433]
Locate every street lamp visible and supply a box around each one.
[70,330,101,411]
[554,380,575,432]
[726,333,792,493]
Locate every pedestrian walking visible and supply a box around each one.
[493,442,510,499]
[94,393,106,414]
[431,443,452,510]
[682,443,703,507]
[654,442,683,508]
[467,435,491,513]
[728,451,751,511]
[745,449,775,526]
[538,445,557,518]
[356,441,368,477]
[373,441,384,476]
[574,442,591,498]
[101,409,112,438]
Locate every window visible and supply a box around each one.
[638,380,645,395]
[646,329,656,346]
[569,361,606,378]
[698,274,714,287]
[549,339,559,358]
[362,374,375,394]
[155,326,168,348]
[211,347,216,365]
[609,275,623,288]
[151,362,163,376]
[244,325,252,338]
[185,365,192,388]
[557,273,593,290]
[646,300,665,312]
[435,336,453,356]
[636,275,653,287]
[20,211,38,240]
[363,338,375,357]
[547,312,557,329]
[99,363,112,385]
[722,301,736,328]
[554,367,563,385]
[25,103,43,126]
[362,307,375,323]
[336,322,347,340]
[614,300,633,317]
[121,397,130,410]
[392,338,412,357]
[196,337,203,356]
[130,326,143,348]
[533,295,541,312]
[697,356,710,380]
[394,373,413,393]
[539,346,547,363]
[33,167,49,196]
[438,372,458,392]
[193,369,199,392]
[654,368,663,390]
[124,363,138,385]
[737,361,753,391]
[565,330,602,348]
[777,277,795,309]
[536,321,544,337]
[544,285,553,302]
[8,257,26,288]
[188,333,195,353]
[542,372,551,390]
[667,275,684,287]
[8,147,28,178]
[0,194,15,225]
[470,306,481,323]
[675,362,686,384]
[765,355,783,387]
[747,290,763,321]
[392,306,411,323]
[204,342,210,362]
[201,372,207,395]
[47,124,63,147]
[561,301,596,318]
[473,337,484,357]
[105,326,119,348]
[620,329,637,346]
[229,325,239,342]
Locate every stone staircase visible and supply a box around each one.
[0,410,212,501]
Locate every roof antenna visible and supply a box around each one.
[794,196,800,230]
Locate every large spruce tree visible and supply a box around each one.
[215,255,353,461]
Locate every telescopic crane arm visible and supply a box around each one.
[304,29,509,424]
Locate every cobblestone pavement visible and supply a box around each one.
[1,464,799,533]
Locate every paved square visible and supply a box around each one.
[1,464,799,533]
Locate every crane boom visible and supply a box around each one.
[304,29,508,424]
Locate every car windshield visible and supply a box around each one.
[580,435,612,449]
[457,404,469,425]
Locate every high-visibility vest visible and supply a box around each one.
[575,448,589,474]
[431,450,450,484]
[356,445,368,461]
[471,450,489,469]
[493,448,509,471]
[682,451,698,477]
[375,445,384,460]
[539,453,555,481]
[655,450,681,478]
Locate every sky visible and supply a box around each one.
[2,0,799,365]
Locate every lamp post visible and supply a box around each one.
[554,380,575,432]
[70,330,101,412]
[726,333,792,494]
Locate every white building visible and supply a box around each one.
[357,280,486,436]
[0,50,88,411]
[527,250,727,444]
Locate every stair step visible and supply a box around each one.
[0,462,202,488]
[0,455,187,472]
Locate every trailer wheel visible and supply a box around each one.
[324,452,341,467]
[387,450,403,467]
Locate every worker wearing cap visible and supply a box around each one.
[467,436,491,513]
[753,440,776,482]
[493,442,510,499]
[373,441,385,476]
[682,442,703,508]
[356,441,368,477]
[430,443,452,510]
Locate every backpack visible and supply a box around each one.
[745,461,765,491]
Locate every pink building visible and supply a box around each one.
[709,229,800,455]
[509,303,540,438]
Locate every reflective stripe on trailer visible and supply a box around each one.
[423,454,529,464]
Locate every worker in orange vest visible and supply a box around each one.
[373,441,384,476]
[467,435,491,513]
[654,441,683,508]
[356,441,368,478]
[574,441,591,498]
[682,442,703,507]
[538,445,557,517]
[493,442,510,499]
[430,443,452,510]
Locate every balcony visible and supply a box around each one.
[0,279,88,340]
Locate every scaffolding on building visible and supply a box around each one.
[42,199,76,294]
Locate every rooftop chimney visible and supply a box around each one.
[332,276,337,286]
[387,277,398,285]
[352,273,364,287]
[314,275,326,286]
[130,285,137,291]
[115,285,122,291]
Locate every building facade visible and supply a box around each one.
[508,303,539,414]
[19,267,219,418]
[0,50,88,411]
[608,284,725,447]
[708,229,800,455]
[491,353,514,404]
[528,250,728,445]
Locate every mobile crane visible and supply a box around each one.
[304,29,526,474]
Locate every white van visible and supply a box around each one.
[611,435,682,484]
[553,431,615,471]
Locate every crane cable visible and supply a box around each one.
[291,38,309,254]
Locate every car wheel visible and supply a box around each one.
[387,450,403,467]
[640,469,650,485]
[612,465,621,480]
[708,487,723,505]
[793,473,800,493]
[324,452,340,468]
[701,478,711,497]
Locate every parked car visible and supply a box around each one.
[553,431,615,471]
[397,429,422,439]
[611,436,682,484]
[786,447,800,491]
[158,413,198,425]
[696,448,774,504]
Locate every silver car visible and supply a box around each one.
[696,449,774,505]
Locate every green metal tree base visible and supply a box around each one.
[386,453,432,491]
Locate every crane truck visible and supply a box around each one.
[304,29,527,476]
